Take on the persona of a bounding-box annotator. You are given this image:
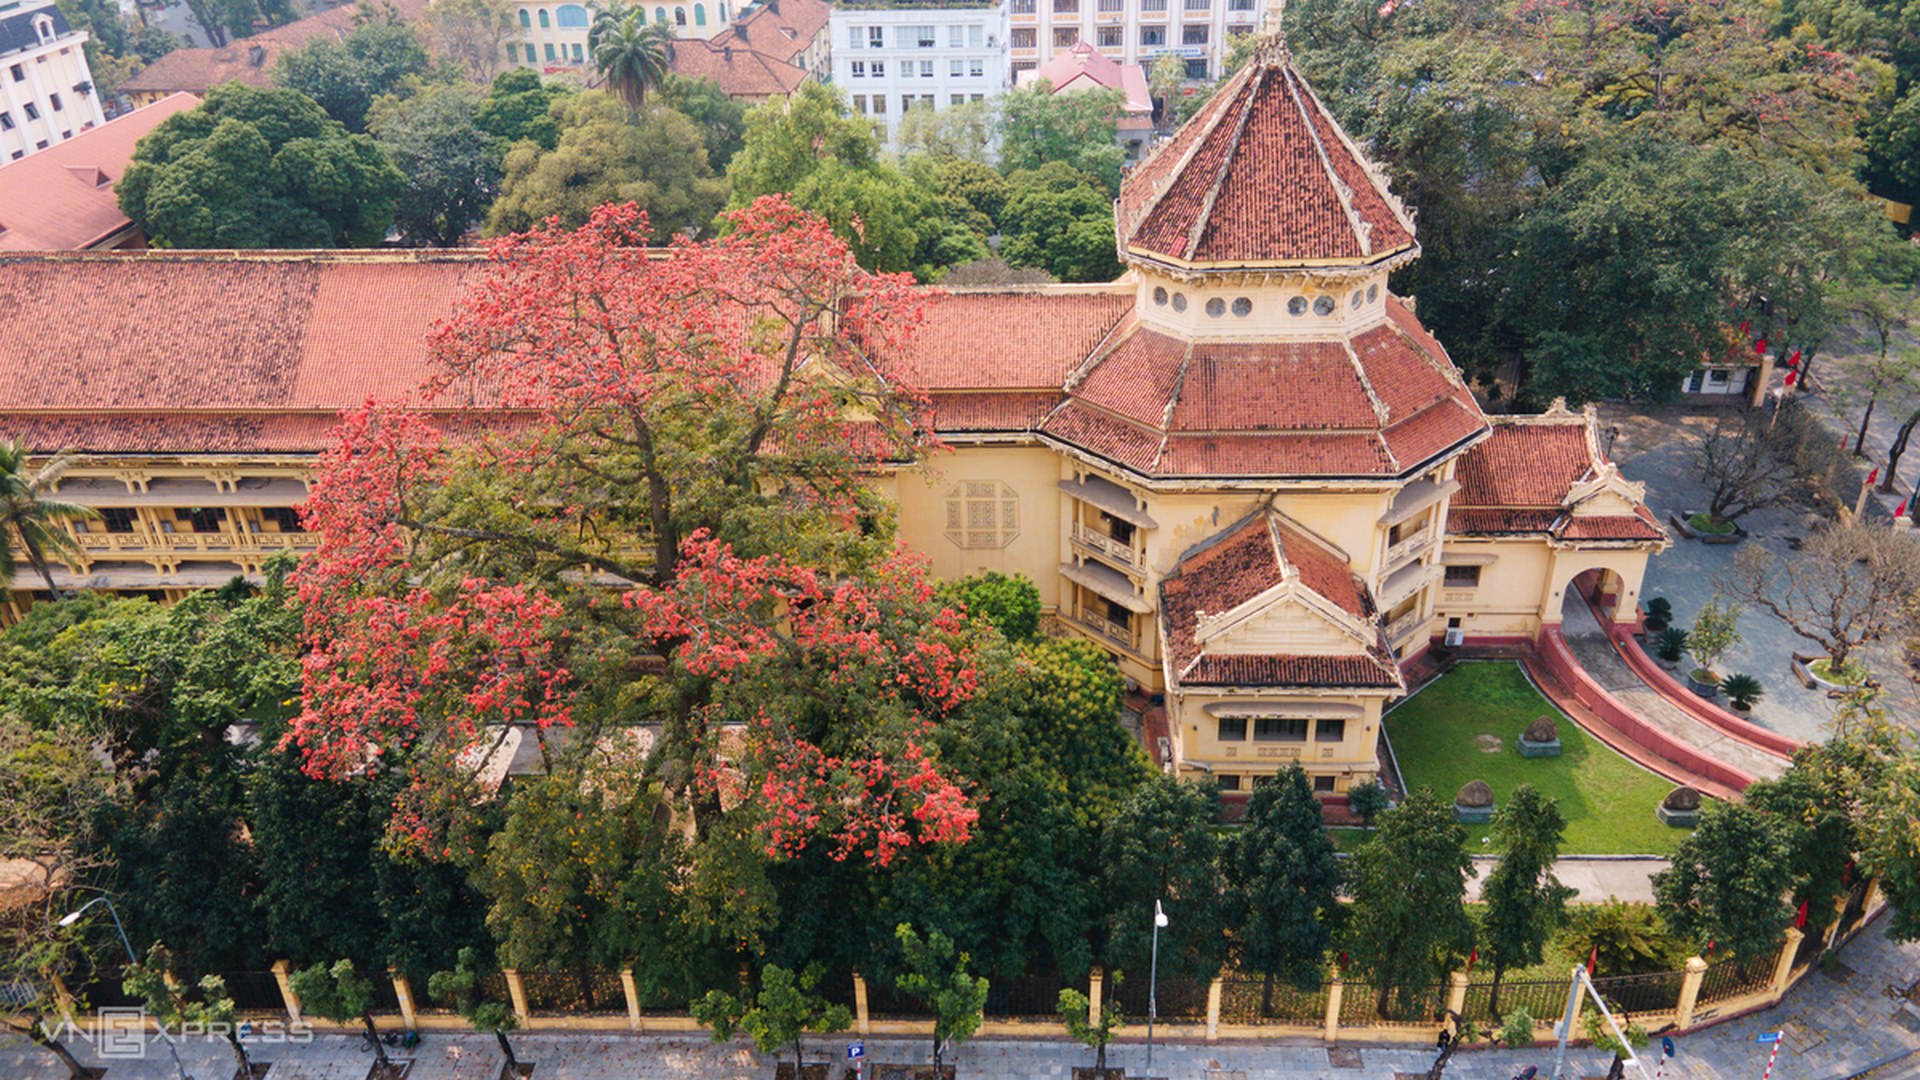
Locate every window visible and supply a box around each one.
[1367,284,1379,303]
[557,3,589,26]
[1140,26,1164,45]
[99,508,137,534]
[872,94,886,112]
[1011,27,1036,47]
[1184,57,1207,78]
[570,42,583,59]
[656,7,667,24]
[1103,598,1131,625]
[183,507,224,533]
[847,24,863,48]
[23,102,38,120]
[1011,0,1035,12]
[1185,0,1210,8]
[0,112,11,130]
[969,25,983,46]
[1099,512,1135,546]
[1053,0,1079,12]
[950,24,964,46]
[674,6,687,25]
[969,58,984,76]
[543,42,556,59]
[950,59,965,76]
[1141,0,1167,10]
[1314,774,1337,794]
[902,94,915,113]
[871,60,885,75]
[1444,564,1482,588]
[537,8,549,27]
[1230,0,1255,8]
[1171,292,1187,312]
[913,25,936,47]
[920,59,934,76]
[1254,717,1309,742]
[1351,289,1364,309]
[519,9,531,27]
[868,25,884,47]
[8,64,22,82]
[944,480,1020,549]
[852,93,866,111]
[951,93,965,104]
[1232,297,1252,317]
[1012,59,1037,73]
[34,15,54,42]
[1312,295,1335,316]
[1097,25,1121,45]
[9,150,19,159]
[1315,719,1347,743]
[1099,0,1123,9]
[1287,296,1306,315]
[263,507,303,532]
[850,60,865,77]
[1217,774,1243,791]
[971,93,983,101]
[1182,24,1208,44]
[1053,26,1078,46]
[694,3,706,24]
[1153,286,1168,306]
[1205,297,1225,318]
[921,93,934,106]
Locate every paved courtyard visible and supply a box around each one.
[7,913,1915,1080]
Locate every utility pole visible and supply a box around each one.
[1146,899,1167,1074]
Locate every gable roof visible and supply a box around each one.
[0,94,199,251]
[1017,40,1152,115]
[120,0,430,96]
[1448,408,1665,542]
[666,38,809,99]
[1116,42,1416,269]
[710,0,829,66]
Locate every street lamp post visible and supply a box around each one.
[1146,899,1168,1073]
[59,897,193,1080]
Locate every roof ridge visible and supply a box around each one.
[1149,340,1194,471]
[1178,66,1265,262]
[1122,63,1256,242]
[1338,335,1392,429]
[1291,65,1421,242]
[1280,63,1371,257]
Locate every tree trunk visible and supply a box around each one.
[1883,408,1919,493]
[1488,963,1505,1020]
[363,1014,389,1066]
[19,531,59,594]
[792,1036,804,1080]
[1857,394,1879,457]
[226,1030,254,1075]
[1261,971,1275,1018]
[30,1018,89,1080]
[495,1029,519,1069]
[1094,1039,1106,1072]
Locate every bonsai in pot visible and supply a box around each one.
[1719,673,1763,715]
[1653,627,1688,669]
[1684,598,1741,698]
[1642,597,1673,633]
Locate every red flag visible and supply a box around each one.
[1755,338,1769,355]
[1795,900,1808,928]
[1868,467,1880,486]
[1587,946,1598,975]
[1738,320,1751,335]
[1707,939,1716,955]
[1787,350,1802,368]
[1467,947,1478,972]
[1898,499,1909,517]
[1785,370,1799,388]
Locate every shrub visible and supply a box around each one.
[1557,901,1691,975]
[1643,597,1673,632]
[1719,673,1764,710]
[1655,627,1689,663]
[1347,780,1390,826]
[941,571,1041,642]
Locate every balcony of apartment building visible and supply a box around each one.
[1008,0,1037,22]
[1057,472,1157,661]
[1094,0,1124,22]
[1137,0,1168,18]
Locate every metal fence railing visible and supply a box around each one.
[1460,978,1569,1025]
[1105,974,1209,1021]
[982,973,1072,1020]
[1216,974,1327,1025]
[1589,969,1686,1016]
[1696,954,1776,1007]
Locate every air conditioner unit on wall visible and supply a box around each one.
[1444,627,1465,647]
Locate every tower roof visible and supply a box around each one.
[1117,42,1417,270]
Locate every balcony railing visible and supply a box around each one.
[1070,607,1139,653]
[1385,609,1428,645]
[1070,524,1142,571]
[1383,528,1431,571]
[62,530,321,556]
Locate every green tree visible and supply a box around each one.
[1478,785,1574,1016]
[272,16,431,133]
[1226,764,1343,1011]
[289,960,391,1066]
[249,747,391,969]
[1347,780,1390,827]
[940,571,1041,642]
[692,964,852,1078]
[896,98,996,162]
[428,947,525,1070]
[487,91,726,239]
[1557,901,1691,977]
[789,158,951,275]
[912,155,1007,238]
[1654,801,1797,959]
[998,80,1127,195]
[659,74,748,169]
[1057,986,1124,1072]
[370,82,503,245]
[1343,787,1475,1018]
[999,161,1122,283]
[894,923,989,1075]
[475,67,574,150]
[727,80,878,205]
[0,442,96,593]
[124,945,254,1077]
[118,83,402,248]
[425,0,518,82]
[592,16,672,116]
[1100,774,1228,983]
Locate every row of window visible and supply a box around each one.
[1215,715,1348,745]
[1217,773,1340,794]
[518,2,725,30]
[847,58,989,79]
[1009,0,1257,12]
[852,92,986,115]
[844,23,988,50]
[1149,285,1385,319]
[1011,23,1232,48]
[80,507,305,535]
[508,41,587,62]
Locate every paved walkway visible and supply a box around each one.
[1463,856,1665,905]
[1560,597,1788,783]
[9,912,1915,1080]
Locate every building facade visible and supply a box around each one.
[1006,0,1257,83]
[830,3,1008,148]
[0,0,103,162]
[507,0,738,70]
[0,93,198,250]
[0,42,1666,805]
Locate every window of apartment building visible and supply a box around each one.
[1216,716,1247,742]
[1053,0,1079,12]
[868,25,884,47]
[1012,59,1037,73]
[969,58,984,76]
[969,24,984,46]
[570,43,582,60]
[58,129,69,139]
[1096,25,1121,45]
[557,3,589,26]
[1099,0,1124,10]
[23,102,38,120]
[1181,24,1208,44]
[1139,25,1164,45]
[951,93,965,104]
[0,112,12,130]
[1315,719,1347,743]
[537,8,550,27]
[847,25,863,48]
[1254,717,1309,742]
[519,9,531,27]
[944,480,1019,549]
[870,60,885,75]
[182,508,225,533]
[950,58,965,76]
[1140,0,1168,10]
[872,94,886,112]
[99,508,137,534]
[852,93,867,111]
[543,43,556,59]
[850,60,865,76]
[34,14,56,42]
[1229,0,1255,9]
[948,24,963,46]
[1053,26,1078,46]
[919,59,934,76]
[1216,774,1243,792]
[902,94,916,113]
[1183,0,1210,9]
[8,64,22,82]
[674,6,687,25]
[1011,0,1036,12]
[263,507,303,532]
[1314,774,1337,794]
[1011,27,1035,47]
[1228,21,1253,35]
[1444,564,1482,588]
[912,25,936,47]
[45,93,60,114]
[33,138,45,148]
[9,150,21,159]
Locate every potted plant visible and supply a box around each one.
[1719,673,1763,716]
[1653,627,1688,670]
[1642,597,1673,634]
[1684,598,1741,698]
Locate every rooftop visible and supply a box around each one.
[0,94,200,251]
[120,0,431,96]
[1447,407,1667,543]
[1017,40,1152,116]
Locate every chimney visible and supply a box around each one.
[733,21,746,39]
[723,44,732,60]
[247,44,266,66]
[768,0,779,12]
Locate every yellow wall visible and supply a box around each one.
[1171,693,1387,792]
[888,443,1068,610]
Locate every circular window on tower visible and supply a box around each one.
[1153,286,1168,306]
[1206,297,1226,318]
[1351,290,1364,309]
[1287,296,1307,316]
[1232,297,1252,317]
[1172,293,1189,312]
[1367,284,1379,304]
[1313,295,1336,317]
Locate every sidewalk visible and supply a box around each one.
[1463,855,1667,905]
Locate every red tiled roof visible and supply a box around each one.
[1117,49,1415,268]
[1069,324,1190,425]
[926,392,1061,433]
[666,39,809,99]
[0,411,525,454]
[1559,510,1665,541]
[1446,508,1562,535]
[120,0,432,96]
[871,290,1133,390]
[1180,653,1402,687]
[1158,433,1395,478]
[1043,401,1163,472]
[711,0,829,66]
[1172,341,1376,430]
[1017,40,1153,115]
[1452,421,1595,507]
[0,94,200,251]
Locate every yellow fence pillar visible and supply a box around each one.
[271,960,302,1024]
[389,969,417,1030]
[1205,977,1223,1042]
[853,972,871,1036]
[1323,968,1343,1045]
[502,968,532,1030]
[1087,967,1104,1027]
[620,968,645,1032]
[1772,928,1805,996]
[1446,971,1469,1020]
[1674,957,1708,1029]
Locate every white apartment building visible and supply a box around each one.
[1006,0,1257,80]
[831,4,1010,150]
[507,0,737,70]
[0,0,103,162]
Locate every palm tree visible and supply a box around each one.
[0,441,97,594]
[588,1,636,51]
[593,16,673,116]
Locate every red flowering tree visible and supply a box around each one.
[291,197,976,875]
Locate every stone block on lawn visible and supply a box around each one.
[1454,780,1495,824]
[1518,715,1562,757]
[1657,785,1702,828]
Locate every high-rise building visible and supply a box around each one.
[0,0,103,162]
[830,2,1009,150]
[1006,0,1257,82]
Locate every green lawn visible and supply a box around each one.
[1382,662,1687,855]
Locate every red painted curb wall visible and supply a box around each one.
[1607,625,1803,759]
